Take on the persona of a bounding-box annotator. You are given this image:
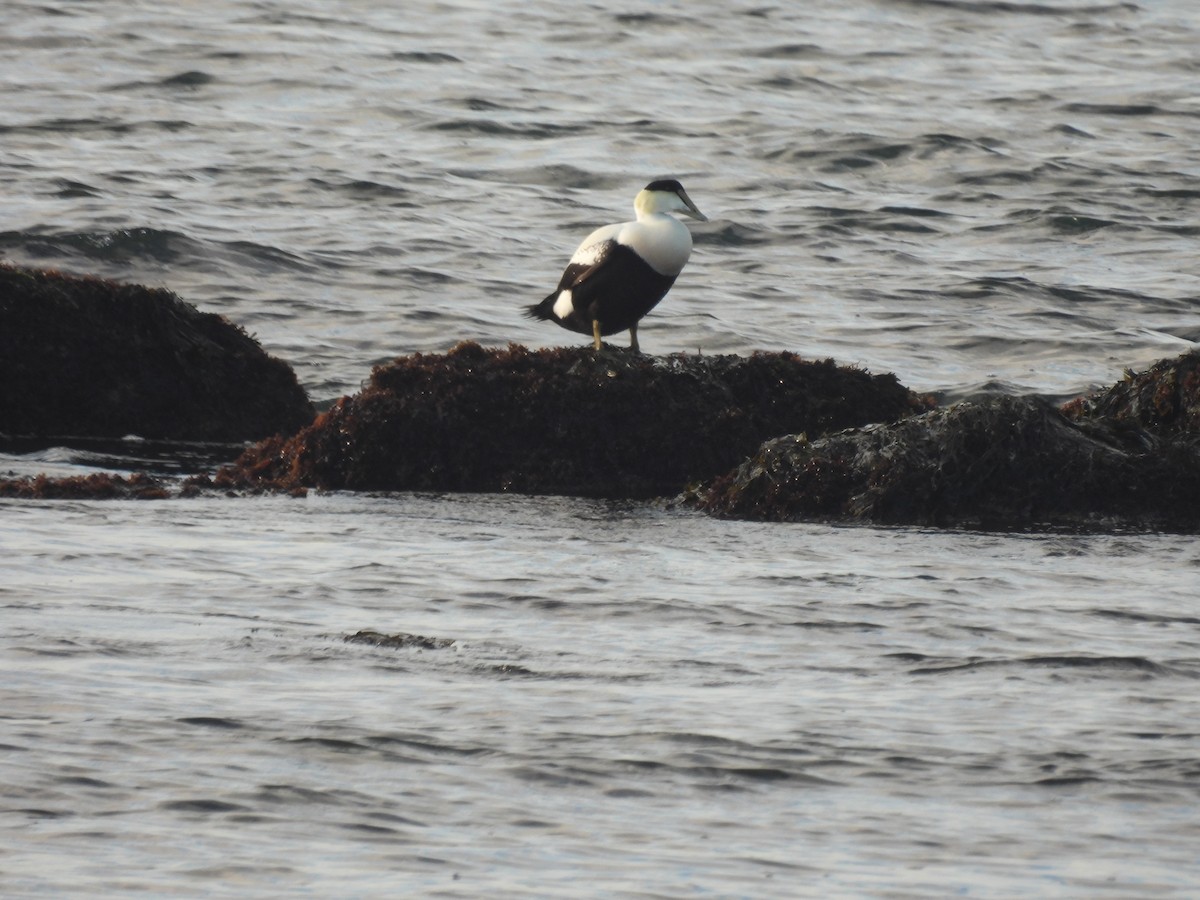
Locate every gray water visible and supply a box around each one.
[3,0,1200,896]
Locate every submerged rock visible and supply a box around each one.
[695,350,1200,532]
[344,630,455,651]
[217,341,927,498]
[0,264,314,441]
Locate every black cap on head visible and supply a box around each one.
[643,179,685,194]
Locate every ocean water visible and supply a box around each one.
[3,0,1200,896]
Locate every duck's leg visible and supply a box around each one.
[592,319,603,351]
[628,322,640,354]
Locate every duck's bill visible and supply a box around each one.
[678,189,708,221]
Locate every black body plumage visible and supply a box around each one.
[526,243,677,337]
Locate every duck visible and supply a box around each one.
[525,179,706,352]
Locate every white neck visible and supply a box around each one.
[634,189,673,220]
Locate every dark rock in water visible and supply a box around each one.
[696,351,1200,532]
[217,341,927,498]
[0,471,171,500]
[344,630,455,651]
[0,264,314,441]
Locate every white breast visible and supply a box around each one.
[615,213,693,277]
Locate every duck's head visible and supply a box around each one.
[635,179,707,221]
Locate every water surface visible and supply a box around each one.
[3,0,1200,895]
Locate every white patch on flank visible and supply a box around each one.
[552,289,575,319]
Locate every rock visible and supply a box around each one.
[0,471,171,500]
[216,341,927,498]
[344,630,455,650]
[0,263,314,441]
[695,351,1200,531]
[1061,349,1200,437]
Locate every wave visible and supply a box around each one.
[105,70,217,92]
[0,117,192,136]
[906,654,1188,678]
[894,0,1139,16]
[0,227,316,274]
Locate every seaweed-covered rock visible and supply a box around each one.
[217,341,926,498]
[0,264,313,441]
[696,369,1200,532]
[1062,349,1200,437]
[0,471,171,500]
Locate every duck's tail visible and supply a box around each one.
[524,293,558,321]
